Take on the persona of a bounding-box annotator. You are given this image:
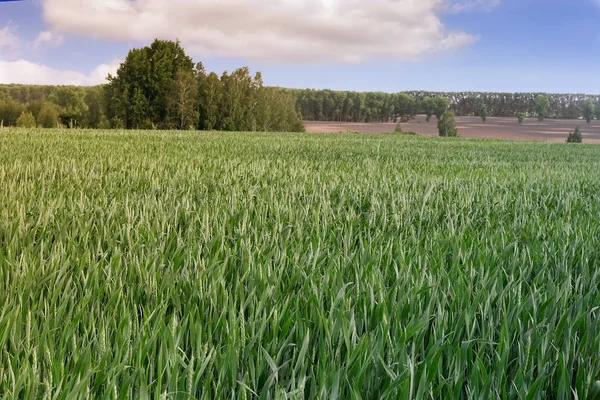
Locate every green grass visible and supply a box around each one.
[1,129,600,399]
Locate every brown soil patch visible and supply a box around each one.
[304,116,600,143]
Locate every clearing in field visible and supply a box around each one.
[1,129,599,398]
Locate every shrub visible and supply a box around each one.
[111,117,125,129]
[16,111,37,128]
[37,102,59,128]
[98,115,111,129]
[518,112,526,124]
[438,111,458,137]
[480,104,488,123]
[140,119,155,130]
[566,126,583,143]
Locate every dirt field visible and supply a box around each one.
[304,116,600,143]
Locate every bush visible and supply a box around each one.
[438,111,458,137]
[16,111,37,128]
[37,102,59,128]
[566,126,583,143]
[111,117,125,129]
[98,115,111,129]
[140,119,155,130]
[518,112,526,124]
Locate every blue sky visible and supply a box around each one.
[1,0,600,93]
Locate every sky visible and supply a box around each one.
[0,0,599,93]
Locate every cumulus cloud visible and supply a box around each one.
[41,0,477,62]
[0,59,120,85]
[34,31,65,48]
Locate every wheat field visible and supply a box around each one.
[1,129,599,399]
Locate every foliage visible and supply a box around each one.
[36,102,59,128]
[83,86,108,128]
[582,98,595,125]
[7,84,600,126]
[49,87,88,128]
[438,110,458,136]
[480,103,488,123]
[168,70,199,130]
[106,39,194,129]
[0,96,23,126]
[26,100,44,122]
[15,111,37,128]
[566,126,583,143]
[422,97,435,122]
[534,95,550,123]
[292,89,418,123]
[434,97,450,120]
[518,112,526,124]
[1,130,600,398]
[104,40,303,132]
[291,89,600,121]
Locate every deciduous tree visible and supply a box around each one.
[37,102,59,128]
[434,97,450,120]
[534,95,550,124]
[16,111,36,128]
[480,103,488,123]
[438,111,457,137]
[582,98,595,125]
[168,70,199,130]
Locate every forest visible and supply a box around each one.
[291,89,600,122]
[1,40,600,129]
[0,40,304,132]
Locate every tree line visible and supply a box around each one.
[4,44,600,129]
[290,89,600,122]
[0,40,304,132]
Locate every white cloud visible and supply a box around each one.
[449,0,501,12]
[34,31,65,48]
[41,0,477,62]
[0,23,19,58]
[0,59,120,85]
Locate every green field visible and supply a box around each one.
[1,129,600,399]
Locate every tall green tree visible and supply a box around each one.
[480,103,488,123]
[203,72,222,131]
[595,102,600,121]
[422,97,435,122]
[37,102,59,128]
[196,62,209,130]
[438,111,458,137]
[106,39,194,129]
[394,93,417,122]
[49,87,88,128]
[83,87,106,128]
[168,70,199,130]
[582,98,595,125]
[0,97,24,126]
[534,95,550,124]
[434,98,450,120]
